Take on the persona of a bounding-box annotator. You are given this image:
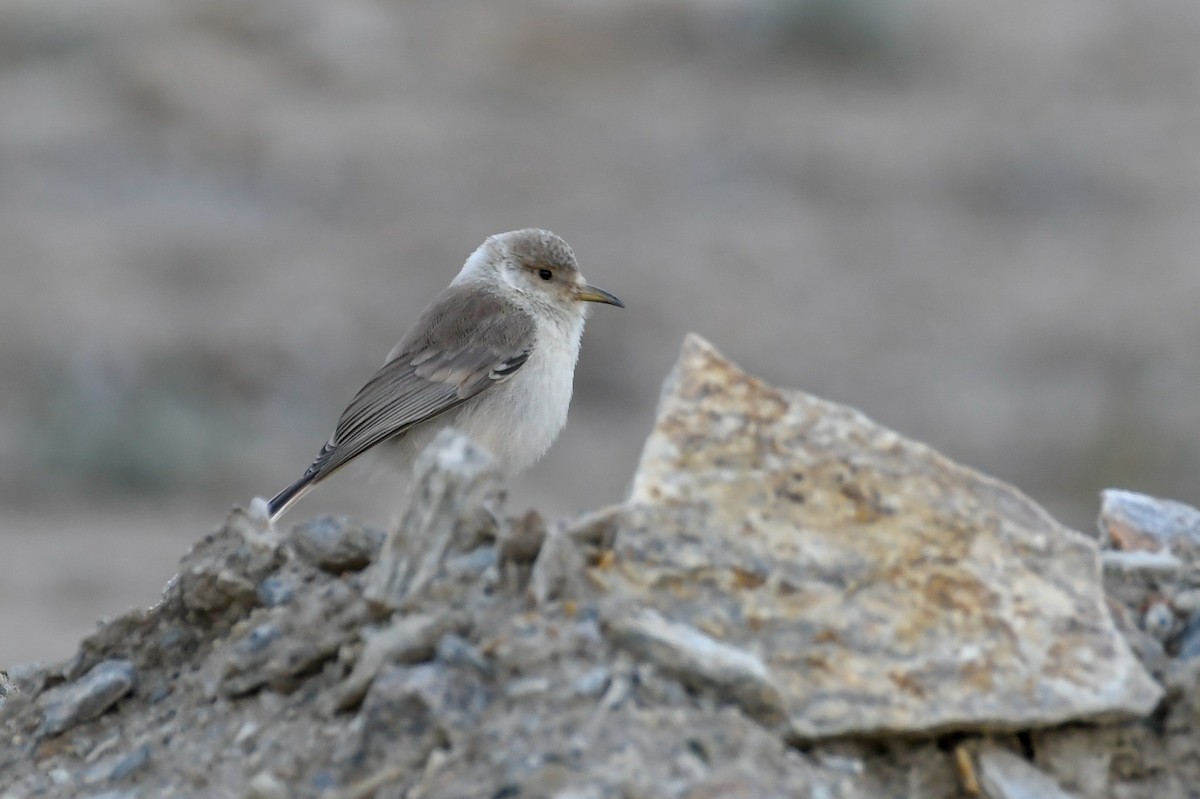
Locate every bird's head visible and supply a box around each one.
[458,229,624,317]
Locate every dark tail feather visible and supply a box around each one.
[267,475,316,522]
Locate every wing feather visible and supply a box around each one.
[299,286,535,483]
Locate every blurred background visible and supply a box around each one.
[3,0,1199,666]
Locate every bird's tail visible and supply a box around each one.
[267,475,316,522]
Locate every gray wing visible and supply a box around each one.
[303,286,536,483]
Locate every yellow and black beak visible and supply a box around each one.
[577,284,625,308]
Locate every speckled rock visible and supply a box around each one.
[604,334,1162,739]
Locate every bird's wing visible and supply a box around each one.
[302,287,536,483]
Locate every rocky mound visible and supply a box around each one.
[4,334,1200,798]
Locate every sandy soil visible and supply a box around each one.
[2,0,1199,666]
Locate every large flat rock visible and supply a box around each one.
[607,334,1161,739]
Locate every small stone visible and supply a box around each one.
[1142,601,1178,643]
[290,516,384,573]
[529,525,587,606]
[1106,600,1168,677]
[106,745,151,782]
[233,721,259,746]
[570,667,611,699]
[145,683,171,705]
[244,624,283,653]
[1101,549,1184,576]
[171,507,284,618]
[1028,727,1126,798]
[332,611,471,711]
[505,676,552,699]
[443,546,497,578]
[342,664,484,779]
[244,770,288,799]
[1099,489,1200,552]
[81,744,150,785]
[1176,612,1200,660]
[976,744,1079,799]
[311,772,337,792]
[546,787,602,799]
[497,509,548,565]
[564,507,621,552]
[257,577,295,608]
[1162,656,1200,702]
[8,661,47,698]
[814,752,866,776]
[603,606,786,725]
[40,660,136,737]
[434,634,491,675]
[1172,589,1200,616]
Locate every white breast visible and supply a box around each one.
[450,310,585,475]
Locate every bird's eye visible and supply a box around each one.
[537,268,553,281]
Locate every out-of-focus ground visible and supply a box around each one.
[2,0,1199,666]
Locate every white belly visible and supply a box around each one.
[380,314,583,477]
[456,317,581,474]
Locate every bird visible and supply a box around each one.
[266,228,623,521]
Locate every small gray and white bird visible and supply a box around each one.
[267,229,623,521]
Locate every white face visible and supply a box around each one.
[498,254,587,309]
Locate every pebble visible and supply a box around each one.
[256,577,295,607]
[1142,601,1178,643]
[444,546,497,577]
[311,771,337,792]
[497,509,548,564]
[814,752,866,776]
[1176,612,1200,661]
[976,744,1079,799]
[1100,550,1184,576]
[233,721,259,746]
[570,667,611,699]
[506,676,552,699]
[243,624,282,654]
[332,610,471,711]
[1173,589,1200,615]
[289,516,384,573]
[244,771,289,799]
[40,660,137,737]
[603,607,786,724]
[435,634,492,675]
[82,744,151,785]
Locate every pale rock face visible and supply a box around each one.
[607,333,1161,739]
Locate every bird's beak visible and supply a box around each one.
[576,284,625,308]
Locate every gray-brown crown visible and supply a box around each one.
[490,229,579,275]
